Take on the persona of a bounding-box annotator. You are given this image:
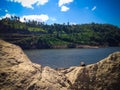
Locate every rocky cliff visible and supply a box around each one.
[0,40,120,90]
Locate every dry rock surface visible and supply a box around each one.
[0,40,120,90]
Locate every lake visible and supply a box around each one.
[24,47,120,68]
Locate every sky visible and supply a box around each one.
[0,0,120,27]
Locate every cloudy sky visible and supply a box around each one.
[0,0,120,27]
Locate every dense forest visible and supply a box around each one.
[0,16,120,49]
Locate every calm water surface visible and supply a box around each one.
[24,47,120,68]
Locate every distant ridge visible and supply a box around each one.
[0,18,120,49]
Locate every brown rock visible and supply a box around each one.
[66,52,120,90]
[0,40,70,90]
[0,39,120,90]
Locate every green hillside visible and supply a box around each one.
[0,16,120,49]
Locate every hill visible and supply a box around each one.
[0,16,120,49]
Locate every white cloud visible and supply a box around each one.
[3,13,11,18]
[1,13,16,19]
[70,22,76,25]
[8,0,49,9]
[61,6,69,12]
[50,17,57,21]
[1,13,49,22]
[20,14,49,22]
[91,6,96,11]
[58,0,73,7]
[58,0,73,12]
[36,0,48,6]
[5,9,8,13]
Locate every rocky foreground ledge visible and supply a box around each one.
[0,40,120,90]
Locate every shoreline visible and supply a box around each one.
[22,45,104,50]
[20,44,120,50]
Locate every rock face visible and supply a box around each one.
[0,40,120,90]
[0,40,70,90]
[64,52,120,90]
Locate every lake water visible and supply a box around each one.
[24,47,120,68]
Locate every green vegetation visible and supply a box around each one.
[0,16,120,49]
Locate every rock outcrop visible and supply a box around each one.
[62,52,120,90]
[0,39,120,90]
[0,40,70,90]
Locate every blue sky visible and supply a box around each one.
[0,0,120,27]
